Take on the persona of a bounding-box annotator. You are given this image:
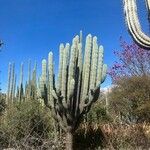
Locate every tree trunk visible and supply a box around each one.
[66,131,74,150]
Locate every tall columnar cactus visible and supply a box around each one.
[40,32,107,150]
[13,74,16,101]
[6,62,17,104]
[40,59,47,99]
[28,59,31,83]
[6,63,12,104]
[48,52,54,106]
[32,61,37,86]
[124,0,150,49]
[10,63,15,103]
[19,62,24,101]
[6,59,39,103]
[25,60,37,101]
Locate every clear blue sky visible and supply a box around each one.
[0,0,148,92]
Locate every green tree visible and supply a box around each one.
[109,40,150,123]
[109,74,150,123]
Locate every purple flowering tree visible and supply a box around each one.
[108,38,150,82]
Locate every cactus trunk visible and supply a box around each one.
[66,132,74,150]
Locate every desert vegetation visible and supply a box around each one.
[1,1,150,149]
[0,31,150,150]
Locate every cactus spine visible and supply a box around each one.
[124,0,150,49]
[40,32,107,150]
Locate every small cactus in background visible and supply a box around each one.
[19,62,24,102]
[30,61,37,100]
[6,60,38,103]
[28,59,31,83]
[13,74,16,101]
[6,62,17,104]
[25,60,37,101]
[6,63,12,104]
[40,31,107,150]
[10,63,15,103]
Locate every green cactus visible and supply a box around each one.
[57,43,64,91]
[28,59,31,83]
[10,63,15,103]
[40,31,107,150]
[6,62,17,104]
[25,60,38,101]
[19,62,24,102]
[40,59,47,102]
[6,63,12,104]
[6,60,38,103]
[32,61,37,87]
[124,0,150,49]
[13,74,16,101]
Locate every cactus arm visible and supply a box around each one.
[124,0,150,49]
[79,30,82,43]
[81,35,88,97]
[57,44,64,91]
[62,44,69,102]
[82,34,92,100]
[90,36,99,89]
[83,63,107,111]
[40,59,47,102]
[67,44,76,104]
[48,52,54,107]
[70,36,80,112]
[96,45,104,86]
[79,45,106,115]
[75,43,83,116]
[101,64,107,84]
